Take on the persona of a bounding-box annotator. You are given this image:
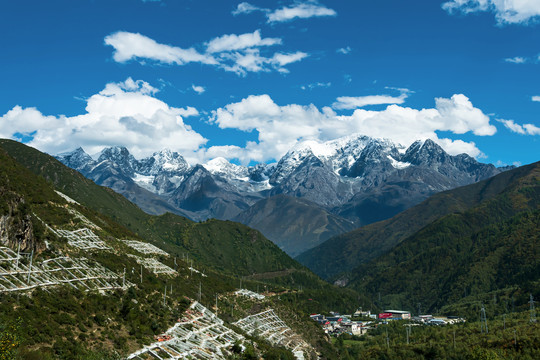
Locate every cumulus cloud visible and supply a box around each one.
[209,93,497,163]
[498,119,540,135]
[0,78,207,159]
[105,30,308,76]
[337,46,351,54]
[232,1,337,23]
[442,0,540,25]
[532,95,540,102]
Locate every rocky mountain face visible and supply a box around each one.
[0,196,39,253]
[56,135,502,256]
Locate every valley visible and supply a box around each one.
[2,1,539,359]
[0,139,537,359]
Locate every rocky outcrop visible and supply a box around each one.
[0,193,42,253]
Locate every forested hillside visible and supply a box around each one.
[347,162,539,313]
[298,162,537,279]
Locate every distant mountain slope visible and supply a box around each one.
[55,135,501,256]
[57,146,194,218]
[346,161,540,312]
[297,161,538,279]
[233,194,356,257]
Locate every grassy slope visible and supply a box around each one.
[347,162,540,312]
[297,162,539,279]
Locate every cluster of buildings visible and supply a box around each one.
[311,308,465,336]
[310,311,374,336]
[412,314,466,325]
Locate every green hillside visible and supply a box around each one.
[347,162,539,313]
[0,140,365,359]
[297,162,538,279]
[0,139,297,276]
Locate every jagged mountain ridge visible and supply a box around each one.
[56,134,502,256]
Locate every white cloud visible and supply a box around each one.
[333,88,412,109]
[209,93,497,163]
[333,94,408,109]
[271,51,308,66]
[206,30,281,53]
[176,106,199,118]
[232,2,264,16]
[532,95,540,102]
[218,49,308,76]
[105,31,308,76]
[499,119,540,135]
[233,1,337,23]
[0,78,207,160]
[337,46,351,54]
[523,123,540,134]
[442,0,540,25]
[301,82,331,90]
[192,84,206,94]
[504,56,527,63]
[104,31,216,65]
[267,1,337,23]
[434,94,496,135]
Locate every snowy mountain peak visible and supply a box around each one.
[141,149,189,175]
[98,146,133,163]
[203,157,249,180]
[56,147,94,172]
[274,134,407,180]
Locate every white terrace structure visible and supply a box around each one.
[122,240,169,257]
[234,309,310,360]
[235,288,265,300]
[127,254,176,275]
[0,246,131,293]
[128,301,244,360]
[55,228,111,250]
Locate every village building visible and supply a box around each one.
[383,310,411,319]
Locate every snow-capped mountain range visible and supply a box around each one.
[56,134,502,256]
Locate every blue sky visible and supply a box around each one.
[0,0,539,166]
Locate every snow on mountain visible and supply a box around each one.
[56,147,95,172]
[270,134,406,183]
[138,149,190,176]
[56,133,500,226]
[98,146,138,174]
[203,157,274,193]
[132,173,157,193]
[387,155,411,169]
[203,157,249,180]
